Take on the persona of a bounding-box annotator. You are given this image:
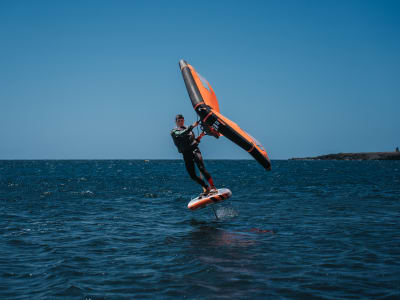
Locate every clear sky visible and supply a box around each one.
[1,0,399,160]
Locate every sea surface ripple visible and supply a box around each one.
[1,160,399,299]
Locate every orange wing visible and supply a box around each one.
[179,59,271,171]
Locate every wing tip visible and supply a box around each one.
[179,59,188,70]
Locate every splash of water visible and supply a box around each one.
[215,206,238,219]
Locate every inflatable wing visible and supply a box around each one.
[179,59,271,171]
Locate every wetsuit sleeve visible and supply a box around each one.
[171,131,179,149]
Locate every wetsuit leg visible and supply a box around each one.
[193,149,213,183]
[183,152,208,188]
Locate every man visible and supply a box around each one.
[171,114,216,196]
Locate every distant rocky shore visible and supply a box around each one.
[290,152,400,161]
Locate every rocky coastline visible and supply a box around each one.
[290,152,400,161]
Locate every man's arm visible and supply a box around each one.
[171,121,199,138]
[171,125,193,137]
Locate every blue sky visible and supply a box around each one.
[1,0,399,159]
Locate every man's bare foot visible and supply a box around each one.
[199,186,210,198]
[209,187,218,194]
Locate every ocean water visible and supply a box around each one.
[1,160,399,299]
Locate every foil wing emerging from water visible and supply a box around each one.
[179,59,271,171]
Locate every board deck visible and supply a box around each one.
[188,188,232,211]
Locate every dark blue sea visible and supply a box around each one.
[1,160,399,299]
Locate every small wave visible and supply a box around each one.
[40,191,51,197]
[55,285,84,297]
[81,190,94,196]
[144,193,158,198]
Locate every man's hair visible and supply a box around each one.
[175,114,184,121]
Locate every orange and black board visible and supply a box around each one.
[188,188,232,211]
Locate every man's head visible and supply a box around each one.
[175,114,184,127]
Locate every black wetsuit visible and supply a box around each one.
[171,125,211,188]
